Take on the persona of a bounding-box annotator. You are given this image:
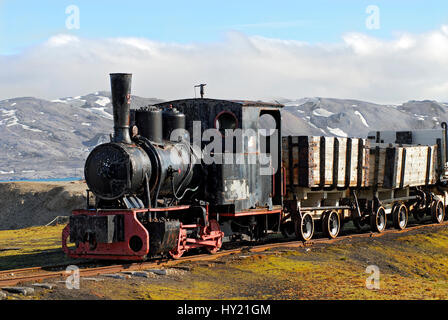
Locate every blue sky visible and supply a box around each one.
[1,0,448,54]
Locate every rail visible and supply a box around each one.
[0,220,447,287]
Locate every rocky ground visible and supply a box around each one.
[0,181,87,230]
[1,222,448,300]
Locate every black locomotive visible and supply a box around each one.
[63,73,283,260]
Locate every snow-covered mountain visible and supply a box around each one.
[1,94,447,180]
[279,97,448,138]
[0,92,162,180]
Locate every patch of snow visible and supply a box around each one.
[354,111,369,127]
[1,109,16,116]
[1,109,43,132]
[7,119,19,127]
[21,124,43,133]
[0,109,19,127]
[22,170,36,173]
[308,121,319,129]
[88,107,113,120]
[52,99,68,104]
[327,127,348,137]
[0,170,14,175]
[11,103,16,107]
[312,108,334,117]
[414,114,426,121]
[95,97,111,107]
[81,123,91,126]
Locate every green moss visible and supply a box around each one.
[0,225,75,270]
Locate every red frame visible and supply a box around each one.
[62,205,282,260]
[62,205,225,261]
[62,209,151,261]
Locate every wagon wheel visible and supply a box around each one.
[353,217,363,231]
[392,203,408,230]
[280,221,295,238]
[322,211,341,239]
[431,200,445,224]
[294,212,314,241]
[370,206,387,233]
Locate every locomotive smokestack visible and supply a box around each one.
[110,73,132,144]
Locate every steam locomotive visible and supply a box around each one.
[62,73,448,261]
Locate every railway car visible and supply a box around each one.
[62,73,448,261]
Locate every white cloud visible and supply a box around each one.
[2,27,448,104]
[46,34,81,47]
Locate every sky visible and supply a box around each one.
[1,0,448,103]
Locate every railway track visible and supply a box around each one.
[1,220,447,287]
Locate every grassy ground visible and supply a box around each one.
[0,225,78,270]
[1,224,448,300]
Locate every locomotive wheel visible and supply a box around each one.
[170,249,185,260]
[392,204,408,230]
[431,200,445,224]
[370,206,387,233]
[206,237,223,255]
[322,211,340,239]
[295,213,314,241]
[205,220,223,254]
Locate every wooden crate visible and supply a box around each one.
[282,136,370,189]
[369,144,438,188]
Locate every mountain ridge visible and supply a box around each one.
[1,93,447,180]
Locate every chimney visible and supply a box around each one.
[110,73,132,144]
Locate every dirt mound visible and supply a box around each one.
[0,181,87,230]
